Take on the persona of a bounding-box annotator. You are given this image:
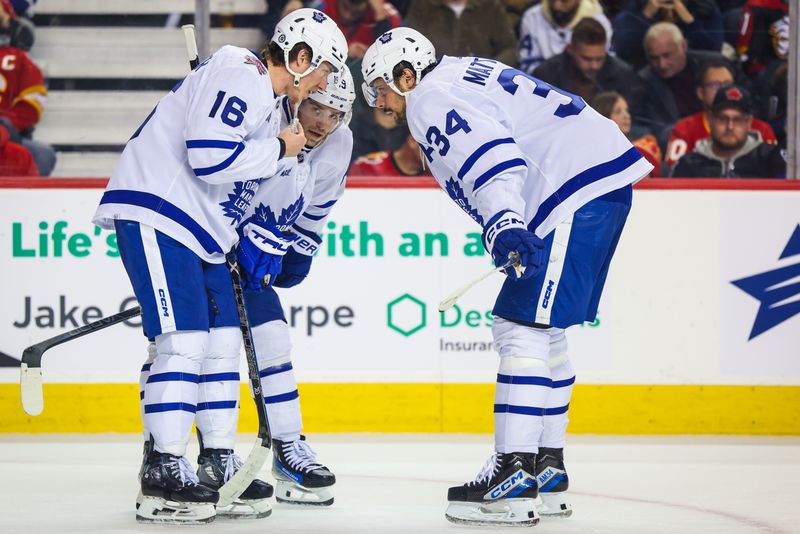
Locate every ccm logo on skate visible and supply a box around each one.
[157,289,170,317]
[487,470,524,499]
[541,280,555,309]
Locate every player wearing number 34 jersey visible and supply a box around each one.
[362,28,652,527]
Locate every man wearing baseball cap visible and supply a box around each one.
[672,84,786,178]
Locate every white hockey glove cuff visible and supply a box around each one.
[243,222,297,256]
[289,224,322,257]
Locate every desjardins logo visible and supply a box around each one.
[387,294,426,336]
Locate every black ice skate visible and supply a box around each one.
[136,449,218,524]
[273,436,335,506]
[196,447,273,519]
[535,447,572,517]
[445,452,540,527]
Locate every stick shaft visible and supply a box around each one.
[181,24,199,69]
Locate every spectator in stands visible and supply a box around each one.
[350,106,409,161]
[518,0,612,73]
[0,0,55,175]
[737,0,788,76]
[632,22,736,145]
[349,133,429,176]
[665,58,775,169]
[612,0,724,70]
[533,18,639,103]
[406,0,518,67]
[593,91,661,176]
[0,122,37,175]
[672,84,785,178]
[320,0,401,60]
[503,0,537,31]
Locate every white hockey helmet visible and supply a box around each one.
[271,8,348,81]
[361,27,436,106]
[308,66,356,122]
[301,66,356,144]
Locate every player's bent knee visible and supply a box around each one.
[155,330,209,363]
[492,317,551,359]
[252,320,292,366]
[206,326,242,360]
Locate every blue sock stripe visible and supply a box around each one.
[543,403,570,416]
[141,363,152,372]
[139,390,144,400]
[259,362,293,378]
[146,372,200,384]
[199,372,240,383]
[494,403,570,416]
[144,402,197,414]
[264,389,299,404]
[496,373,553,386]
[196,400,238,410]
[552,376,576,388]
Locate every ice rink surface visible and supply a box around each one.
[2,434,799,534]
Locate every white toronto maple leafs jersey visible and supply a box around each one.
[407,56,652,239]
[93,45,284,263]
[243,96,353,254]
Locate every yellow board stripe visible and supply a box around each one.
[1,383,798,434]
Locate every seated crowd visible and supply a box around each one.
[2,0,789,178]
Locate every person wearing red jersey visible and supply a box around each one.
[737,0,788,76]
[665,58,775,169]
[0,122,37,175]
[349,132,429,176]
[0,0,55,175]
[320,0,401,60]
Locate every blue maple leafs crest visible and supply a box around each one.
[253,194,305,231]
[445,178,483,225]
[220,180,259,225]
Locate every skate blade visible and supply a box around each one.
[216,498,272,520]
[538,492,573,518]
[445,498,540,527]
[136,496,216,524]
[275,480,334,506]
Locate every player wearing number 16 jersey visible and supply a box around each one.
[92,9,347,525]
[362,28,652,527]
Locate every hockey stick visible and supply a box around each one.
[181,24,199,69]
[438,254,520,312]
[20,306,142,416]
[216,254,272,507]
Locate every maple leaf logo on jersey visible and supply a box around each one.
[253,194,305,231]
[379,32,392,44]
[243,55,267,76]
[445,178,484,225]
[731,225,800,339]
[220,180,259,225]
[312,11,327,23]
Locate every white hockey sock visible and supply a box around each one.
[252,320,302,442]
[494,355,551,454]
[540,329,575,449]
[139,342,157,442]
[195,327,241,450]
[492,318,553,454]
[144,331,206,457]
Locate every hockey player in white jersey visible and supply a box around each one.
[362,28,652,526]
[239,67,355,507]
[93,9,347,524]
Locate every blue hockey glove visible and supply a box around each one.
[274,247,313,288]
[482,210,545,281]
[237,221,298,291]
